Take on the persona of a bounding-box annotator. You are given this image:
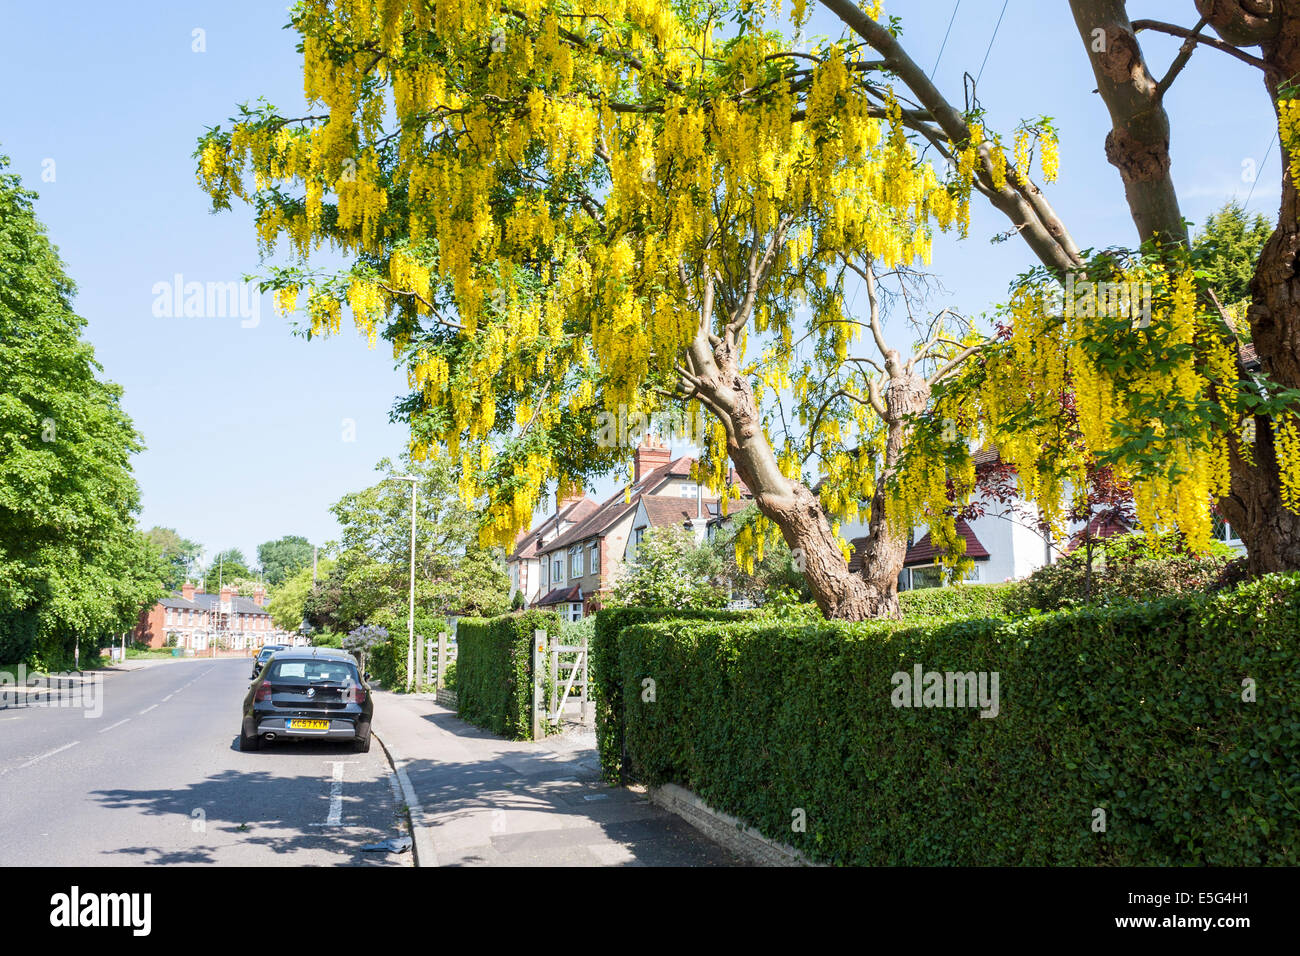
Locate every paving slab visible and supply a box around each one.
[370,691,747,867]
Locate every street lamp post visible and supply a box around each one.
[389,475,419,692]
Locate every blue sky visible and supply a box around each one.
[0,1,1280,567]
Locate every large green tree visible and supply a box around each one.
[144,526,203,591]
[268,557,335,630]
[1193,200,1272,326]
[0,155,164,666]
[329,455,509,627]
[202,548,253,591]
[257,534,315,586]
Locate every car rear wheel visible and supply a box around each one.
[353,732,370,753]
[239,728,261,751]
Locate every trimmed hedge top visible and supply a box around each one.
[898,582,1018,619]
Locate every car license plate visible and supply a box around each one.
[288,719,329,730]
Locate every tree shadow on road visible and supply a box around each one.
[90,746,409,867]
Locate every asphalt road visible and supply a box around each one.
[0,659,411,867]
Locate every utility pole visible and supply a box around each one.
[389,475,420,691]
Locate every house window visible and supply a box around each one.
[588,541,599,575]
[909,565,943,590]
[551,554,563,584]
[570,546,584,578]
[679,482,698,498]
[633,528,645,549]
[569,602,584,622]
[1212,515,1238,543]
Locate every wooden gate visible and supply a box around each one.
[530,628,588,737]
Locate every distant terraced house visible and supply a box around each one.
[134,581,289,651]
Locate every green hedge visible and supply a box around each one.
[607,574,1300,865]
[456,609,561,740]
[366,612,448,691]
[898,582,1018,619]
[592,606,751,783]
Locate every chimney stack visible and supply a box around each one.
[633,435,671,483]
[253,586,266,607]
[182,581,195,602]
[556,486,586,513]
[219,585,233,606]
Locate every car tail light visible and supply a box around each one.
[255,682,273,702]
[351,684,366,704]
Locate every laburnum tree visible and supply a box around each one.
[197,0,1300,619]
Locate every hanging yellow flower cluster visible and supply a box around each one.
[902,260,1249,557]
[1278,96,1300,185]
[193,0,1035,552]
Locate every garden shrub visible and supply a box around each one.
[366,611,449,690]
[456,609,561,739]
[0,606,37,664]
[604,573,1300,865]
[1007,532,1235,613]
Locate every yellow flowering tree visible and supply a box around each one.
[196,0,1059,619]
[195,0,1300,618]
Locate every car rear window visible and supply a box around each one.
[268,660,356,683]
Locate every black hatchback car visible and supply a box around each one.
[240,648,372,752]
[250,644,287,680]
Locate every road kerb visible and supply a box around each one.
[373,729,438,867]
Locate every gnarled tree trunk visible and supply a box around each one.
[693,332,927,620]
[1221,4,1300,572]
[1071,0,1300,573]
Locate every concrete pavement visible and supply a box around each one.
[370,691,747,867]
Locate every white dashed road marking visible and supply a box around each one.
[16,741,79,771]
[139,704,157,715]
[98,719,130,734]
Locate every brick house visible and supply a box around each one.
[515,437,745,619]
[506,493,599,607]
[134,581,285,650]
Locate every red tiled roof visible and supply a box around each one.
[541,455,744,553]
[639,494,718,528]
[847,536,870,573]
[537,584,583,606]
[904,518,990,567]
[1239,341,1259,368]
[1065,510,1133,552]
